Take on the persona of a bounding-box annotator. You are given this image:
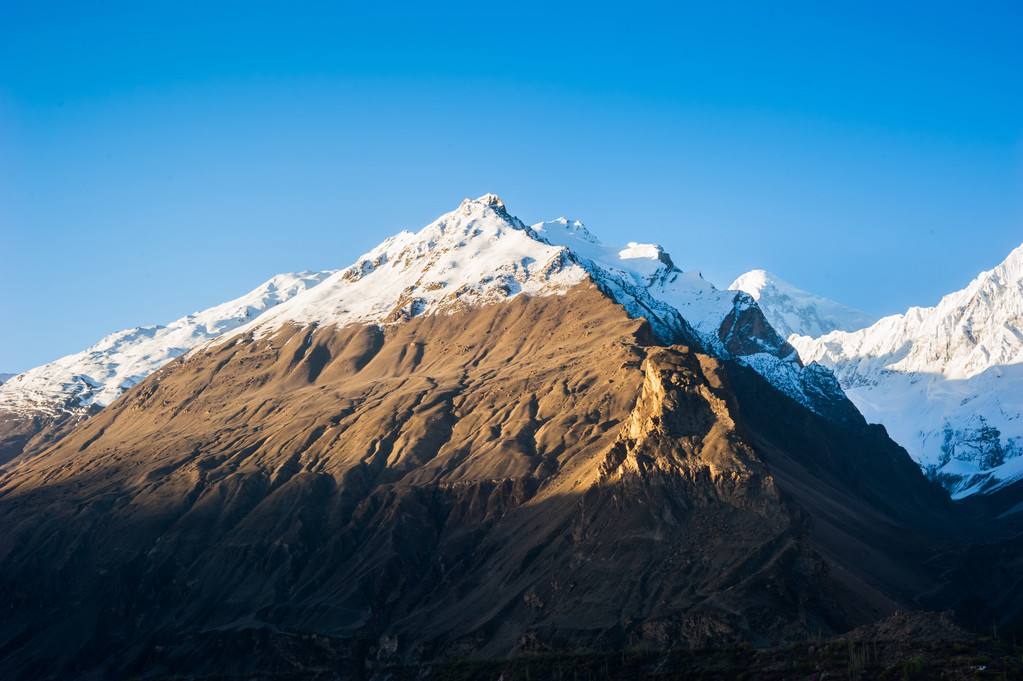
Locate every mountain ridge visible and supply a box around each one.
[746,243,1023,498]
[0,195,843,466]
[2,195,1015,680]
[0,271,334,464]
[729,268,876,338]
[197,195,840,416]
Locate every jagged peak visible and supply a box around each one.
[455,193,516,222]
[729,269,772,296]
[784,239,1023,496]
[461,192,505,209]
[955,240,1023,300]
[996,241,1023,270]
[531,219,675,282]
[730,268,875,338]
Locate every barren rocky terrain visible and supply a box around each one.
[0,285,979,679]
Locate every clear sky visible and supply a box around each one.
[2,1,1021,371]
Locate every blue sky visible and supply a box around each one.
[2,1,1021,371]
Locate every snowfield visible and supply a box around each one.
[742,246,1023,498]
[730,269,876,338]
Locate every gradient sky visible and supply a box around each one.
[2,1,1022,371]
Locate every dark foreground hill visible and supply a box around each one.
[0,284,983,680]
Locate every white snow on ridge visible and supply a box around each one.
[730,269,876,339]
[209,195,830,412]
[794,243,1023,381]
[3,193,836,428]
[0,271,334,417]
[779,243,1023,497]
[532,217,743,340]
[213,196,589,342]
[214,197,754,359]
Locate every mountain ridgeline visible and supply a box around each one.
[732,248,1023,500]
[0,195,1019,679]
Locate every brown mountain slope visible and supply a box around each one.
[0,410,48,464]
[0,284,956,679]
[0,406,97,466]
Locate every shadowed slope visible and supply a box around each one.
[0,285,957,680]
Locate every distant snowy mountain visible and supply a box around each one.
[0,374,14,385]
[780,244,1023,498]
[0,271,334,423]
[730,269,876,338]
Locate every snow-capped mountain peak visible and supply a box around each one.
[206,196,840,416]
[461,191,505,210]
[792,241,1023,382]
[214,195,590,339]
[1,194,847,462]
[767,241,1023,498]
[729,269,876,338]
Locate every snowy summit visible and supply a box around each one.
[730,269,876,339]
[1,195,840,441]
[778,243,1023,497]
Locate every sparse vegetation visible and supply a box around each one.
[379,636,1023,681]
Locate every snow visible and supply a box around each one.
[211,197,590,341]
[768,243,1023,496]
[210,196,828,411]
[619,242,668,264]
[213,199,753,363]
[3,193,837,426]
[936,453,1023,501]
[0,271,334,417]
[730,269,876,338]
[7,192,1017,500]
[531,218,747,343]
[650,270,750,341]
[794,243,1023,382]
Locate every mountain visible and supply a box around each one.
[730,269,876,338]
[0,194,839,471]
[0,195,961,679]
[0,374,14,385]
[772,244,1023,498]
[0,271,334,464]
[207,196,843,417]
